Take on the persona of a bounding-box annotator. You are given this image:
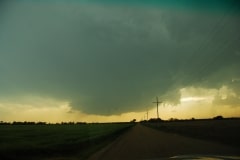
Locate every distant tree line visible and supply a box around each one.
[0,121,87,125]
[140,116,240,123]
[0,121,132,125]
[1,116,237,125]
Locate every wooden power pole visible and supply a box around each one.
[152,97,162,119]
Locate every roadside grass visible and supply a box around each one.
[143,119,240,148]
[0,123,134,160]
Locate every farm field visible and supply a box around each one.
[143,118,240,148]
[0,123,134,160]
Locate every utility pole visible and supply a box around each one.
[152,97,162,119]
[146,110,148,121]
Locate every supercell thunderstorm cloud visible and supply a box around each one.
[0,1,240,116]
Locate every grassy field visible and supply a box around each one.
[0,123,134,160]
[143,119,240,148]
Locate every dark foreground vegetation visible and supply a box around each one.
[0,122,134,160]
[142,118,240,148]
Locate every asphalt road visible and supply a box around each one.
[88,124,240,160]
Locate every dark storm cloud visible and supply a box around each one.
[0,1,240,115]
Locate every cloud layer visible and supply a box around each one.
[0,1,240,115]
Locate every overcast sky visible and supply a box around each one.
[0,1,240,122]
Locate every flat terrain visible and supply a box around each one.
[145,119,240,147]
[88,124,240,160]
[0,123,133,160]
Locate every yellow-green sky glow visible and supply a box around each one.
[1,86,239,123]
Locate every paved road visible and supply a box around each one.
[88,124,239,160]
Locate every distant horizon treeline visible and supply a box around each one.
[0,121,88,125]
[1,116,240,125]
[0,121,133,125]
[140,115,240,123]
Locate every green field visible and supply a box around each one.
[0,123,134,160]
[143,119,240,148]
